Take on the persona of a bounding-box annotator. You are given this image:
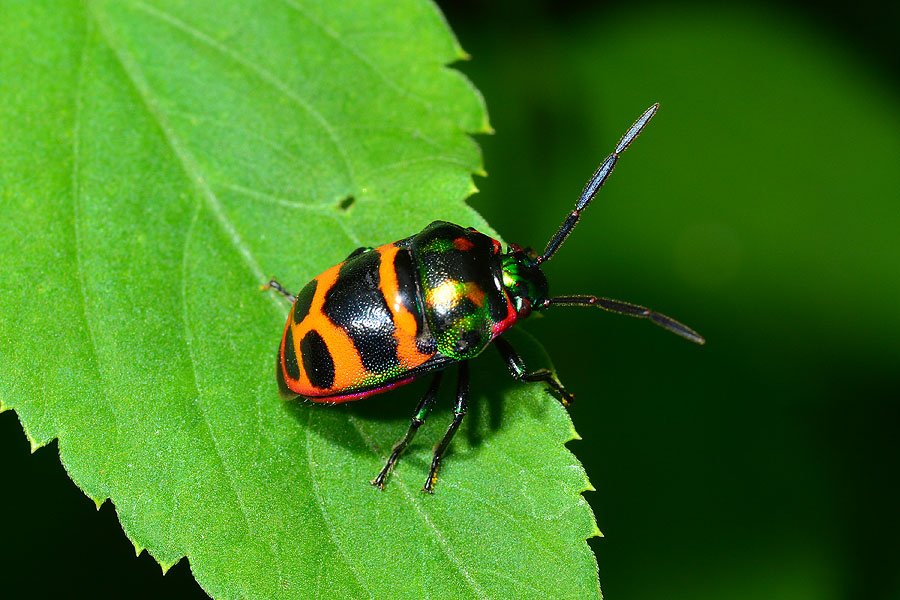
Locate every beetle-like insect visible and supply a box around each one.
[266,104,703,492]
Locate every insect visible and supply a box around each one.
[265,103,704,493]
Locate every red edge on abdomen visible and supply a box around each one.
[491,294,519,338]
[304,376,416,404]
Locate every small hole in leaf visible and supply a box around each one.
[337,196,355,211]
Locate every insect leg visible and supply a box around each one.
[544,295,705,345]
[494,337,574,407]
[371,372,445,490]
[424,362,469,493]
[262,278,296,302]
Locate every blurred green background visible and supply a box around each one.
[2,1,897,598]
[445,2,900,599]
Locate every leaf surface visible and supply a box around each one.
[0,1,599,598]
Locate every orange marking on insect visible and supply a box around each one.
[464,283,485,307]
[428,280,486,310]
[453,237,475,251]
[288,262,369,395]
[376,244,433,370]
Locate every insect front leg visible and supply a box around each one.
[424,362,469,494]
[262,278,296,302]
[494,337,574,408]
[372,372,444,490]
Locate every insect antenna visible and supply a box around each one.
[542,295,705,344]
[537,103,659,264]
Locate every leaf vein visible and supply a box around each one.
[357,155,474,183]
[346,415,489,599]
[89,1,279,309]
[215,182,339,213]
[281,0,435,112]
[179,202,282,581]
[304,410,375,599]
[440,479,564,573]
[89,2,286,582]
[130,0,357,195]
[71,12,121,488]
[166,108,312,173]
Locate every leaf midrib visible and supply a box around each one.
[131,0,357,193]
[87,2,491,597]
[86,2,283,583]
[71,10,120,493]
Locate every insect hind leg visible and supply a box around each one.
[262,278,297,302]
[372,372,444,490]
[424,362,470,493]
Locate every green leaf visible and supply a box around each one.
[0,1,599,598]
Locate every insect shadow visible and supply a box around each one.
[282,328,555,467]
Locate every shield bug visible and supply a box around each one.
[266,103,704,493]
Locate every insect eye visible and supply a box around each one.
[517,297,533,318]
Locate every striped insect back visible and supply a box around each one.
[278,243,440,399]
[323,250,403,377]
[375,242,438,363]
[278,260,369,396]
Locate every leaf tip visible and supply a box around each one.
[159,559,177,575]
[453,44,472,62]
[28,437,46,454]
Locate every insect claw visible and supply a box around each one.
[264,277,297,301]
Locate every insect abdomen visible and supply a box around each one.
[278,243,437,401]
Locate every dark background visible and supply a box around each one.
[3,1,898,598]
